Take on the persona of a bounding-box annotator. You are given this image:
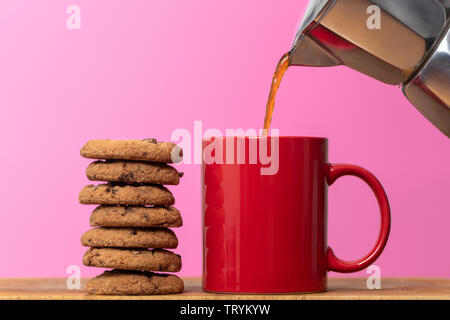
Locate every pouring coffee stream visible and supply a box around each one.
[263,52,290,131]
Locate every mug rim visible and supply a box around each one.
[202,135,328,142]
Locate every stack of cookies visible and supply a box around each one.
[78,139,184,295]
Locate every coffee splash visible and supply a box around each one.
[263,52,290,132]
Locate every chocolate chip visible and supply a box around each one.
[179,172,184,177]
[144,213,149,220]
[119,172,135,182]
[143,138,157,143]
[130,230,137,235]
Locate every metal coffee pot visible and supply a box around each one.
[291,0,450,137]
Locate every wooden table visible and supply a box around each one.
[0,278,448,300]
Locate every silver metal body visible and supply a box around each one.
[291,0,450,137]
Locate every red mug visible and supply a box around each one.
[202,136,390,293]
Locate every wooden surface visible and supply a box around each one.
[0,278,448,300]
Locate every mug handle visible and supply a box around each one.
[326,164,391,273]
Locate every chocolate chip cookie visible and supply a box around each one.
[80,139,182,163]
[90,205,182,228]
[86,270,184,295]
[83,248,181,272]
[79,183,175,206]
[86,160,182,185]
[81,227,178,248]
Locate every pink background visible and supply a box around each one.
[0,0,448,278]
